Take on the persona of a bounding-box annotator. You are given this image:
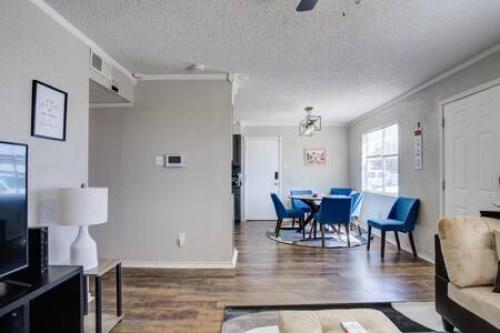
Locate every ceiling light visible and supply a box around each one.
[187,63,206,71]
[299,106,321,136]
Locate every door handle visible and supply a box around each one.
[274,171,279,180]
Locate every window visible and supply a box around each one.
[362,123,398,195]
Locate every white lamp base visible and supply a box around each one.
[70,225,98,270]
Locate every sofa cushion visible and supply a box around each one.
[438,216,499,288]
[448,282,500,329]
[279,309,401,333]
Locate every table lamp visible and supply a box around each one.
[57,186,108,270]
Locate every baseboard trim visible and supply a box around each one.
[123,260,234,269]
[123,247,239,269]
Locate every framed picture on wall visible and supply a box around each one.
[31,80,68,141]
[304,148,326,166]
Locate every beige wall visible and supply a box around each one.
[0,0,90,263]
[89,80,234,265]
[242,125,349,208]
[349,50,500,261]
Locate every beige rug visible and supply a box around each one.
[222,302,451,333]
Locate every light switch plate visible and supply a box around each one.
[154,155,165,166]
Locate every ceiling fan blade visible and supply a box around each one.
[296,0,319,12]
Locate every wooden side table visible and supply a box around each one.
[84,258,123,333]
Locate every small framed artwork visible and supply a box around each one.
[304,148,326,166]
[31,80,68,141]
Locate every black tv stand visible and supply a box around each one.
[0,266,83,333]
[0,280,32,288]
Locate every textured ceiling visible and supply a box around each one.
[45,0,500,124]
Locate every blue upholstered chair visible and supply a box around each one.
[350,191,364,236]
[329,188,353,196]
[314,197,353,248]
[367,197,420,258]
[290,190,313,212]
[290,189,313,229]
[270,193,305,238]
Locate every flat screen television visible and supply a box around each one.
[0,141,28,279]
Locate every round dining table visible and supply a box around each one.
[288,194,348,239]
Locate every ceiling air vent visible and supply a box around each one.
[90,50,112,81]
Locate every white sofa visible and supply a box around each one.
[436,216,500,332]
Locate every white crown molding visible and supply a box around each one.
[137,73,230,81]
[239,120,347,128]
[89,102,134,109]
[29,0,137,85]
[349,42,500,126]
[123,248,238,269]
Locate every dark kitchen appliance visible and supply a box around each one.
[232,135,242,223]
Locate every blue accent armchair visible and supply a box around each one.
[329,187,353,196]
[270,193,305,238]
[314,197,353,248]
[290,190,313,212]
[290,190,313,229]
[350,191,364,235]
[367,197,420,258]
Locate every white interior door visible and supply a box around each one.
[444,84,500,216]
[245,137,281,220]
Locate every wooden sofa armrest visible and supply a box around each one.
[435,234,449,281]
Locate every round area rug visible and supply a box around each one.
[266,225,367,248]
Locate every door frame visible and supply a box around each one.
[242,136,282,221]
[439,77,500,217]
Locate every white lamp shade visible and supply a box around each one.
[57,187,108,226]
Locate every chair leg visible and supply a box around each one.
[394,231,401,251]
[320,224,325,248]
[381,231,386,259]
[345,224,350,247]
[292,218,295,228]
[367,226,372,250]
[356,218,362,236]
[275,218,282,237]
[301,219,306,239]
[313,221,317,239]
[408,231,418,257]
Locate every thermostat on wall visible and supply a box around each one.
[165,154,185,168]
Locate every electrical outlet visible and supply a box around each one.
[178,232,186,247]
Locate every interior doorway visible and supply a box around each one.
[244,137,281,220]
[442,82,500,216]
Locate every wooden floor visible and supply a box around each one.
[101,221,434,333]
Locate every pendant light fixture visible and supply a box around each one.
[299,106,321,136]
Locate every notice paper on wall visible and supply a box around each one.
[414,123,423,170]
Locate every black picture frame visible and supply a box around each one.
[31,80,68,141]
